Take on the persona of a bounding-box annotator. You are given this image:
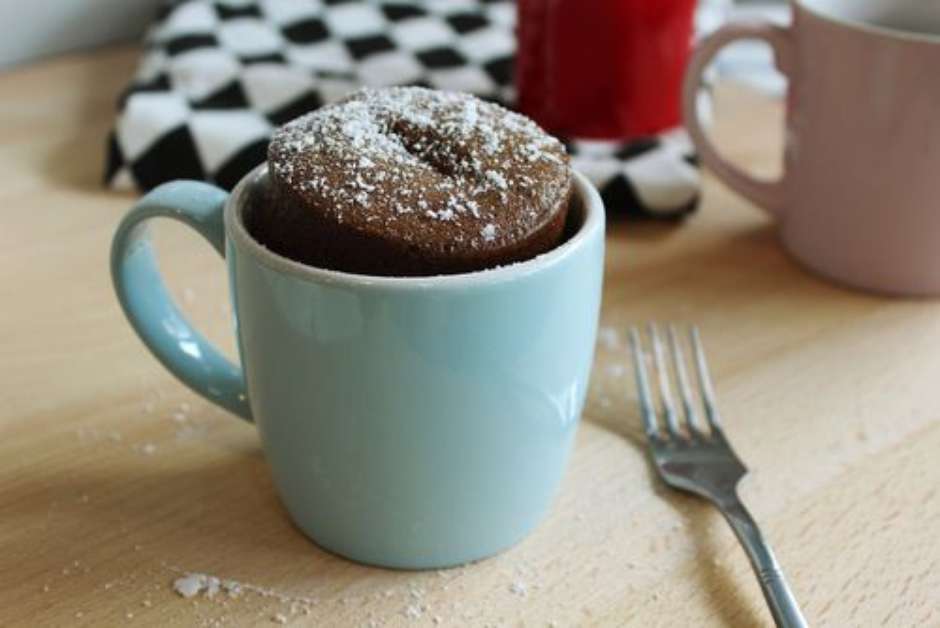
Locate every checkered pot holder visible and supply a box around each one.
[105,0,700,218]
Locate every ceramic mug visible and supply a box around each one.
[684,0,940,295]
[110,166,605,569]
[517,0,696,139]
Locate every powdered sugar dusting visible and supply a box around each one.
[426,208,455,222]
[485,170,508,190]
[268,86,571,254]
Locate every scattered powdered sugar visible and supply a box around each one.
[174,574,214,599]
[605,363,626,378]
[134,443,157,456]
[480,223,497,242]
[173,573,245,600]
[169,569,321,623]
[590,325,636,415]
[175,422,209,442]
[224,581,243,598]
[598,326,622,350]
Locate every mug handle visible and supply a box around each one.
[682,21,792,216]
[110,181,252,421]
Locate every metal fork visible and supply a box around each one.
[629,324,807,628]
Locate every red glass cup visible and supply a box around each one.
[516,0,697,140]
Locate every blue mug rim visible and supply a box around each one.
[225,165,605,290]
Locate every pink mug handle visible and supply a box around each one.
[682,22,792,216]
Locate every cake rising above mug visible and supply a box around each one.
[256,87,574,276]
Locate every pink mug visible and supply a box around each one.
[684,0,940,296]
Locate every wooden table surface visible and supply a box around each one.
[2,46,939,628]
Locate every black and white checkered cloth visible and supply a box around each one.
[105,0,700,218]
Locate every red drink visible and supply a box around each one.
[516,0,697,140]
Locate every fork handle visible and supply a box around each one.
[718,497,808,628]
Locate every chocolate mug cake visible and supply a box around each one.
[251,87,573,276]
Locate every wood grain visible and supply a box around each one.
[1,46,938,627]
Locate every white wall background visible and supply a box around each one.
[0,0,164,68]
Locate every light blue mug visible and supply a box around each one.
[111,165,605,569]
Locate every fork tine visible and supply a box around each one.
[628,327,659,438]
[668,324,701,436]
[649,323,681,438]
[691,326,722,432]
